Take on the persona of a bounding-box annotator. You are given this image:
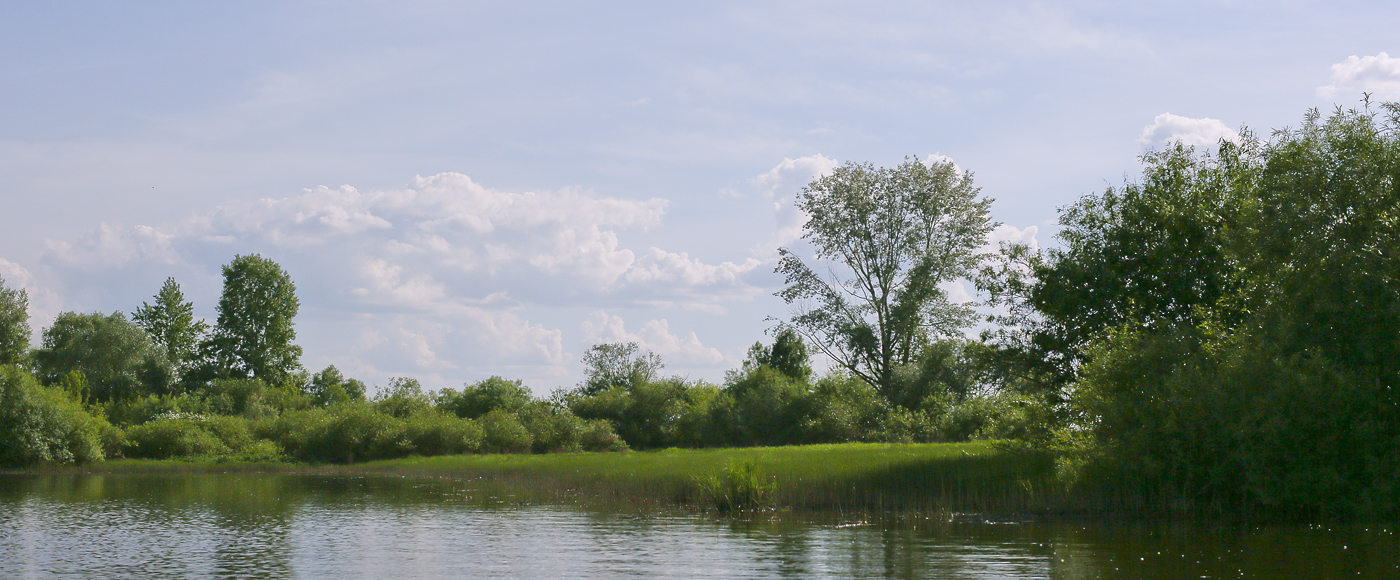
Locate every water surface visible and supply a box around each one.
[1,474,1395,579]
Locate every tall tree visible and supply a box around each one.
[132,277,208,375]
[204,254,302,383]
[0,275,30,366]
[1024,141,1257,380]
[577,342,663,396]
[775,157,994,401]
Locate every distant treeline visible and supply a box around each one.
[3,101,1399,520]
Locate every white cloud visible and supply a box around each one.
[987,223,1039,252]
[580,310,725,367]
[923,153,963,175]
[1138,113,1238,151]
[745,154,840,255]
[1317,52,1400,101]
[0,258,64,341]
[32,172,765,387]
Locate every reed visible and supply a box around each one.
[9,441,1060,515]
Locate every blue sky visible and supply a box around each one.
[2,1,1398,393]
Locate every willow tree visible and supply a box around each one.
[775,157,994,401]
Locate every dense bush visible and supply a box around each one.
[478,409,532,453]
[0,365,108,465]
[124,417,231,458]
[404,412,484,456]
[260,404,406,463]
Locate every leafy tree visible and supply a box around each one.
[373,377,434,418]
[577,342,663,396]
[203,254,303,383]
[33,311,173,402]
[307,365,366,406]
[0,275,29,366]
[132,277,208,376]
[437,376,533,419]
[738,329,812,384]
[775,157,994,401]
[1024,141,1257,380]
[1063,103,1400,518]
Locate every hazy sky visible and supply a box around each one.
[2,1,1397,393]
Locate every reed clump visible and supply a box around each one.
[697,460,777,513]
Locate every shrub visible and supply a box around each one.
[479,409,532,453]
[102,393,205,427]
[403,412,483,456]
[373,377,434,419]
[124,418,230,459]
[0,365,107,465]
[579,418,628,452]
[261,404,409,463]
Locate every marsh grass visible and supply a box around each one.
[8,441,1059,515]
[697,460,777,513]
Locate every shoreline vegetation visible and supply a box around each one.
[5,103,1400,523]
[5,442,1065,516]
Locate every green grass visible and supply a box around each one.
[348,441,1056,513]
[9,442,1058,514]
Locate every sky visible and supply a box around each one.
[2,1,1398,394]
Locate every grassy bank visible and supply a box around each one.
[9,441,1058,514]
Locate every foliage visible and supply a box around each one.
[577,342,664,396]
[101,392,206,427]
[478,408,532,453]
[775,157,995,402]
[1025,142,1256,382]
[719,366,810,446]
[33,311,173,403]
[1061,103,1400,519]
[0,275,29,366]
[307,365,366,406]
[738,328,812,384]
[203,254,303,384]
[124,417,233,459]
[403,412,484,456]
[436,376,533,419]
[132,277,208,377]
[373,376,434,418]
[260,404,407,463]
[0,365,107,466]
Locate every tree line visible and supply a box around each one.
[3,101,1398,519]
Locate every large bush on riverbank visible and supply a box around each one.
[0,365,109,466]
[1048,104,1400,518]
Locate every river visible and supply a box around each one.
[1,474,1395,579]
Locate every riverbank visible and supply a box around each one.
[7,441,1058,514]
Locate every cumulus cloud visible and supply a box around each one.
[1138,113,1238,151]
[1317,52,1400,101]
[33,172,766,387]
[923,153,964,175]
[0,258,63,338]
[986,223,1039,252]
[580,310,725,367]
[744,154,840,255]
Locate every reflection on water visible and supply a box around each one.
[1,474,1396,579]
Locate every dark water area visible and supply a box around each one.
[1,474,1396,579]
